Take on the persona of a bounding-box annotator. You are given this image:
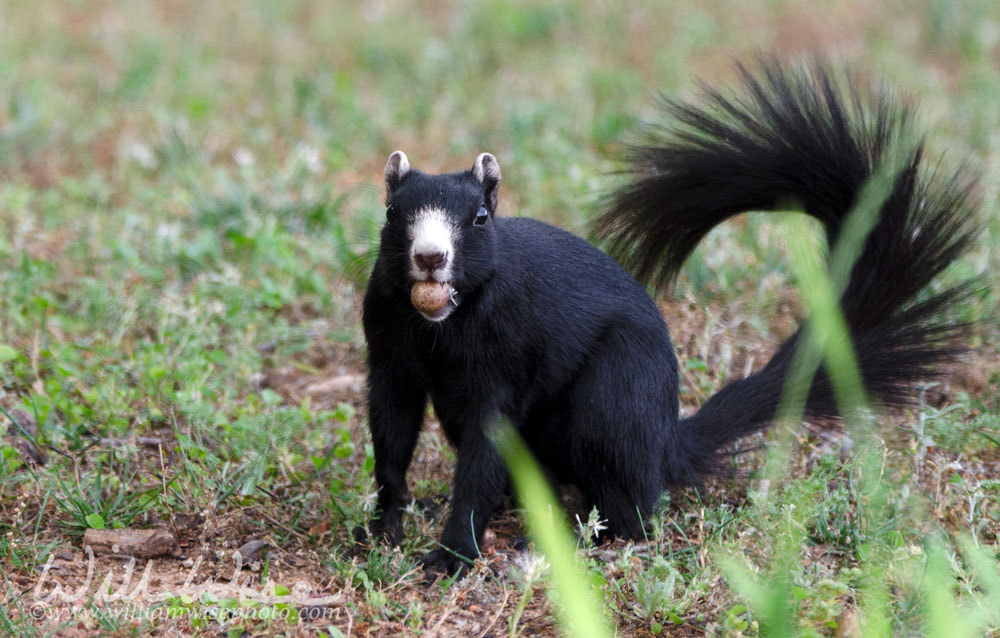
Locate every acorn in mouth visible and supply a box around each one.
[410,281,456,316]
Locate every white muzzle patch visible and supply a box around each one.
[409,206,455,283]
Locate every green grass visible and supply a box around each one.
[1,0,999,635]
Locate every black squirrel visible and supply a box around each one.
[358,62,977,573]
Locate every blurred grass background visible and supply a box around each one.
[1,0,999,635]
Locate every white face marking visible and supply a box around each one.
[409,206,455,283]
[418,301,457,323]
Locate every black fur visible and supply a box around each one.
[360,62,977,573]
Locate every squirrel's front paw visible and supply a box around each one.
[354,514,403,547]
[418,548,472,577]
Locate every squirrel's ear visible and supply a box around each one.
[472,153,501,210]
[384,150,410,194]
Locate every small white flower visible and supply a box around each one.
[516,551,550,583]
[234,147,256,167]
[295,142,322,173]
[124,139,156,169]
[575,509,608,543]
[360,487,378,512]
[156,222,181,242]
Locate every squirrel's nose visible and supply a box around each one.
[415,251,447,272]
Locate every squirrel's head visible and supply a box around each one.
[377,150,501,322]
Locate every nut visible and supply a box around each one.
[411,281,452,314]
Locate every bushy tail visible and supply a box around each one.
[594,61,979,484]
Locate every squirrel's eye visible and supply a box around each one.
[386,204,395,222]
[473,206,488,226]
